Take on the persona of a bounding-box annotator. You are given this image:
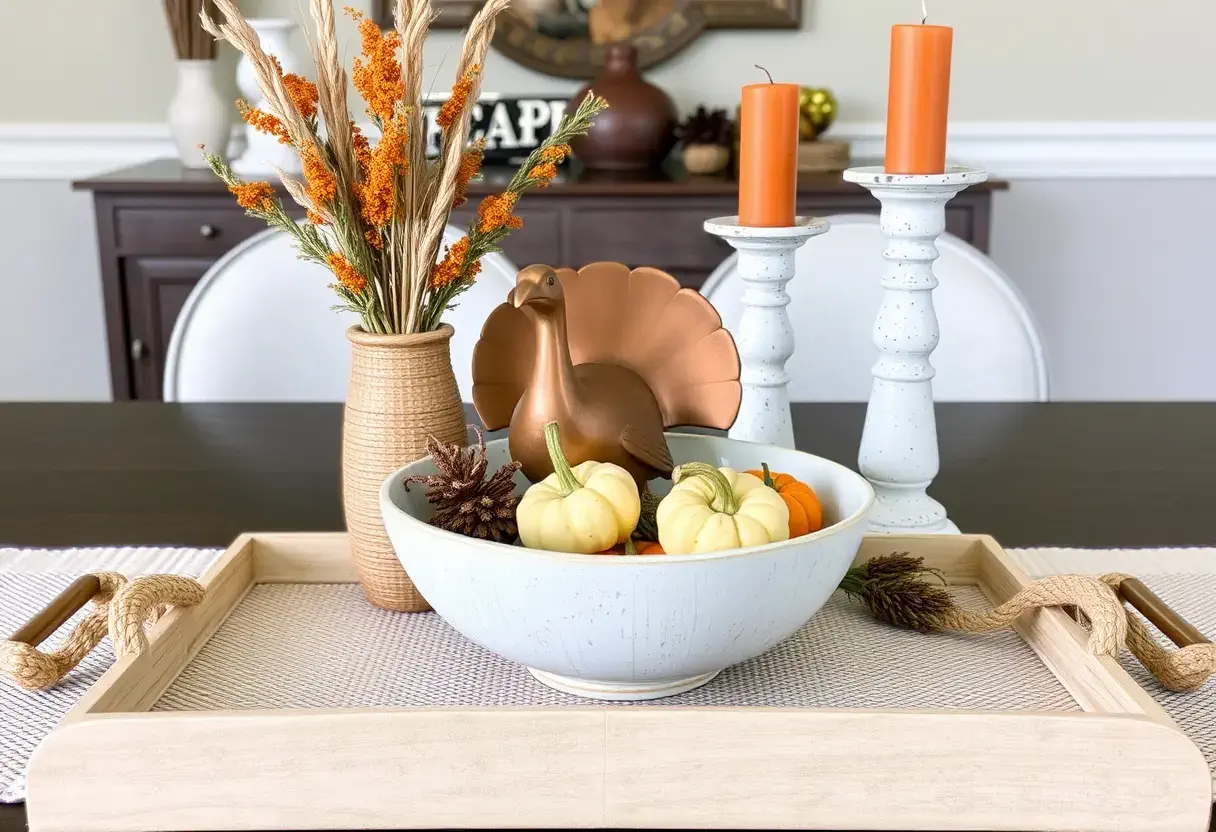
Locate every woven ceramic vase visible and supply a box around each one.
[343,324,466,611]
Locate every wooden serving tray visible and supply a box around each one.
[26,533,1213,832]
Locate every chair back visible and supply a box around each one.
[164,226,517,402]
[700,214,1048,402]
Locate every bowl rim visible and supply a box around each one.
[380,432,876,565]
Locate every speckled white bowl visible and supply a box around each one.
[380,433,874,701]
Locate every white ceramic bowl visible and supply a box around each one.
[381,433,874,701]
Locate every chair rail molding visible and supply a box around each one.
[836,121,1216,179]
[1,121,1214,180]
[0,124,246,180]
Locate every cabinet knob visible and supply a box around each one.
[130,339,146,361]
[199,223,217,239]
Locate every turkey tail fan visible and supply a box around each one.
[471,300,534,430]
[561,263,741,430]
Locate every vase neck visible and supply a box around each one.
[176,59,216,79]
[602,43,639,75]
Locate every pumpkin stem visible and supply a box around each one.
[624,537,638,556]
[673,462,741,514]
[760,462,776,489]
[543,421,581,496]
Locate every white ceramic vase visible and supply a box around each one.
[167,59,232,169]
[234,19,303,175]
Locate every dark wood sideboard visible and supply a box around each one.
[75,160,1006,401]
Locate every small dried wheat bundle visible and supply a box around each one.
[198,0,608,335]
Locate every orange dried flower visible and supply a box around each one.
[437,66,480,131]
[238,100,291,145]
[282,73,319,120]
[538,143,571,163]
[355,111,409,228]
[527,161,559,187]
[229,181,276,212]
[348,8,403,123]
[352,122,372,175]
[328,252,368,294]
[365,227,383,249]
[306,209,326,225]
[429,236,480,290]
[476,192,523,232]
[453,140,486,208]
[303,143,337,206]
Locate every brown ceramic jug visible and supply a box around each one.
[570,43,678,171]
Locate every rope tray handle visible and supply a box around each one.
[1,573,205,691]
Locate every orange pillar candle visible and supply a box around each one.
[738,75,799,227]
[885,23,953,174]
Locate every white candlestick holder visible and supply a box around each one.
[842,166,988,534]
[704,216,830,449]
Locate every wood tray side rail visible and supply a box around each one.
[25,533,1214,832]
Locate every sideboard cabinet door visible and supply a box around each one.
[121,258,210,401]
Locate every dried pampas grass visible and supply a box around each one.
[198,0,608,335]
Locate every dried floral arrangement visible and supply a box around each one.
[199,0,607,335]
[163,0,217,60]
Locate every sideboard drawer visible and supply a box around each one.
[568,205,733,269]
[115,207,267,256]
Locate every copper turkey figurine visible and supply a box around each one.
[472,263,743,488]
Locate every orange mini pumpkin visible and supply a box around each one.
[747,463,823,537]
[596,540,666,555]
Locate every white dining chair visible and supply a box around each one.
[163,226,518,402]
[701,214,1049,402]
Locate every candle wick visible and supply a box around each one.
[921,0,928,23]
[754,64,775,85]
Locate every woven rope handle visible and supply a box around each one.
[109,576,206,657]
[1,573,204,691]
[1101,574,1216,692]
[938,572,1215,693]
[940,573,1129,655]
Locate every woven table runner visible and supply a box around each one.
[1,545,1214,803]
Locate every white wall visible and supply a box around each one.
[4,0,1214,121]
[0,183,110,400]
[0,0,1214,400]
[992,180,1216,399]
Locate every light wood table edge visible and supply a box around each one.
[27,707,1212,832]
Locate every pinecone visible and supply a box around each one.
[403,426,522,543]
[677,106,733,147]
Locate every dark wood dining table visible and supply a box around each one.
[2,401,1214,832]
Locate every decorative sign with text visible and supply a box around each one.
[422,94,570,164]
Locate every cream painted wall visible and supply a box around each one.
[2,0,1214,123]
